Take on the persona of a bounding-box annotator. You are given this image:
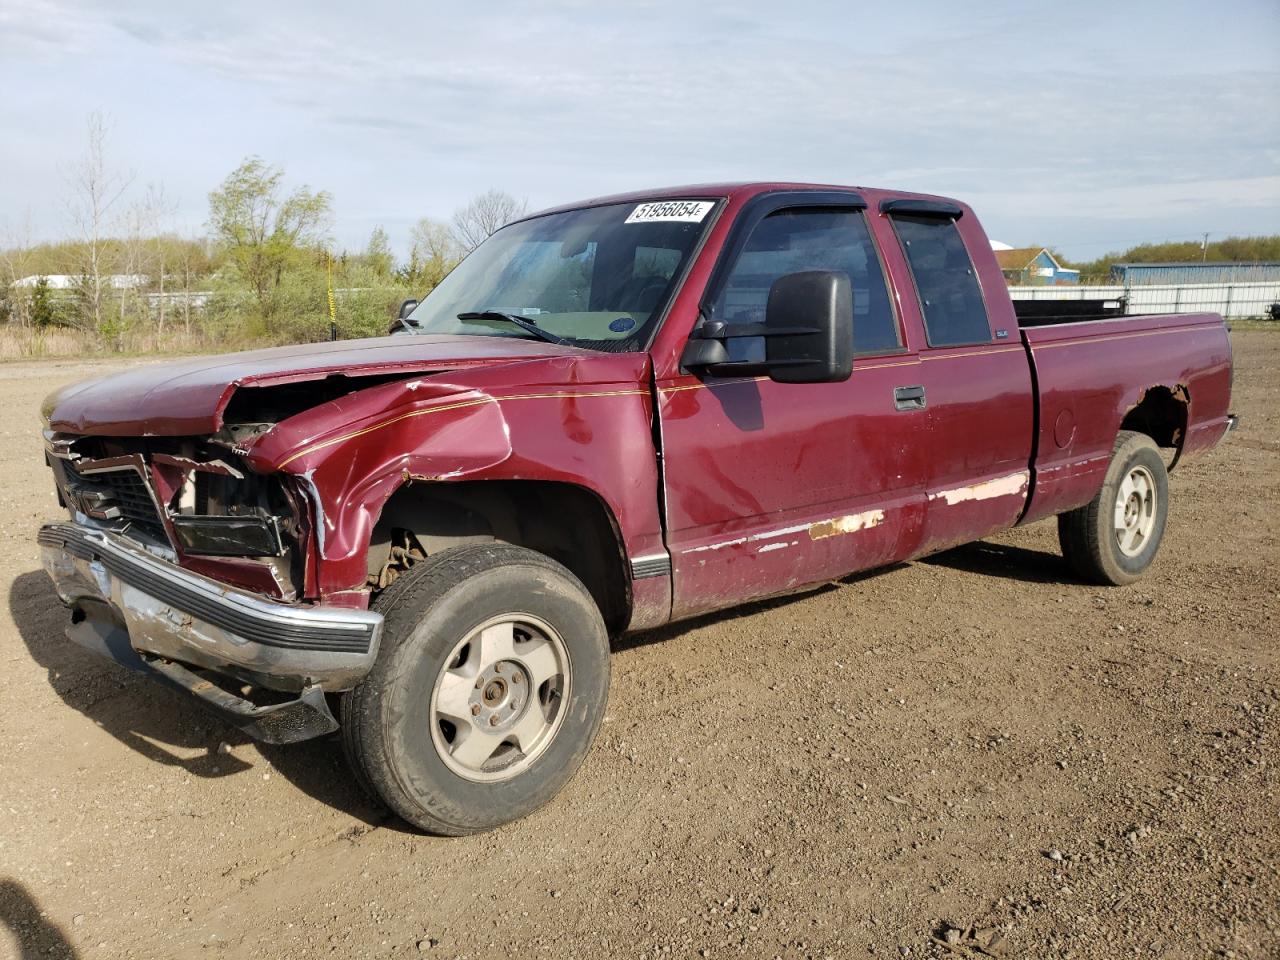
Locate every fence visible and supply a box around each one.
[1008,281,1280,320]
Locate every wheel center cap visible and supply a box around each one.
[470,659,529,730]
[482,678,507,706]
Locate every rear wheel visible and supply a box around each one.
[341,543,610,834]
[1058,430,1169,586]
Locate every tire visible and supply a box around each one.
[1057,430,1169,586]
[341,543,610,835]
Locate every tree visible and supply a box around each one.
[451,189,528,252]
[0,213,37,326]
[404,217,463,290]
[116,183,171,333]
[207,157,332,315]
[167,235,214,335]
[30,276,60,328]
[364,226,394,279]
[1066,234,1280,280]
[65,112,132,332]
[141,186,177,332]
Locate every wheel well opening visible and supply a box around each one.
[1121,385,1188,451]
[368,480,631,636]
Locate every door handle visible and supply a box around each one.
[893,385,926,411]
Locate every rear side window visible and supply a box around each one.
[711,207,900,361]
[891,214,991,347]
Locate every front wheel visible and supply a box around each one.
[341,543,610,834]
[1058,430,1170,586]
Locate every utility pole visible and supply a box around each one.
[1201,232,1209,262]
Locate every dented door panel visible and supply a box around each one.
[658,360,928,620]
[916,345,1036,553]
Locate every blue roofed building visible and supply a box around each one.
[995,247,1080,286]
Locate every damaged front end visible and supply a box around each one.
[36,342,647,742]
[39,431,381,743]
[45,432,309,599]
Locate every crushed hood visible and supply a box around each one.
[43,334,619,437]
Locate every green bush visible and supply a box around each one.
[195,260,411,345]
[5,277,79,329]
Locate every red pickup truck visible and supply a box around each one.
[37,182,1235,834]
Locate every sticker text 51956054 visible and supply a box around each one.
[625,200,714,224]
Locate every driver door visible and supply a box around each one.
[657,199,930,619]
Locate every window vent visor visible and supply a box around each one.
[879,198,964,219]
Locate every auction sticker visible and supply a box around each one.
[625,200,714,224]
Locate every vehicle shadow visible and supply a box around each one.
[8,569,393,829]
[10,541,1068,829]
[0,878,79,960]
[616,563,911,652]
[618,543,1074,653]
[921,539,1075,584]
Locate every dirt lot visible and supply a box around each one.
[1,333,1276,960]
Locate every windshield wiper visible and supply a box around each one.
[457,311,573,346]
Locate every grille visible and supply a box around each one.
[75,468,168,540]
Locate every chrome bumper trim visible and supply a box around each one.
[39,522,381,690]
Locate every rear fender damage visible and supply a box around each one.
[1121,383,1190,468]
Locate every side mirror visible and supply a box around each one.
[679,270,853,383]
[763,271,853,383]
[390,299,420,335]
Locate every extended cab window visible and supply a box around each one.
[711,208,900,361]
[891,214,992,347]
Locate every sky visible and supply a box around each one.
[2,0,1278,261]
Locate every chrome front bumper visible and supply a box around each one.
[38,522,382,693]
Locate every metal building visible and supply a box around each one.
[1109,262,1280,286]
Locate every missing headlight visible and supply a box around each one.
[170,515,284,557]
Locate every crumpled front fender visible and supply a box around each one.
[241,370,664,604]
[245,380,514,598]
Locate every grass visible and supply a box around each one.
[0,325,282,361]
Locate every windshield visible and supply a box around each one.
[405,199,718,350]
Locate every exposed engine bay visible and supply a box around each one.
[44,432,307,599]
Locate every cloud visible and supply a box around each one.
[0,0,1276,255]
[0,0,102,54]
[969,174,1280,221]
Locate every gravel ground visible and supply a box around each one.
[0,333,1276,960]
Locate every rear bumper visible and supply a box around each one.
[38,522,383,741]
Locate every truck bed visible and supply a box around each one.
[1012,297,1127,326]
[1019,311,1233,525]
